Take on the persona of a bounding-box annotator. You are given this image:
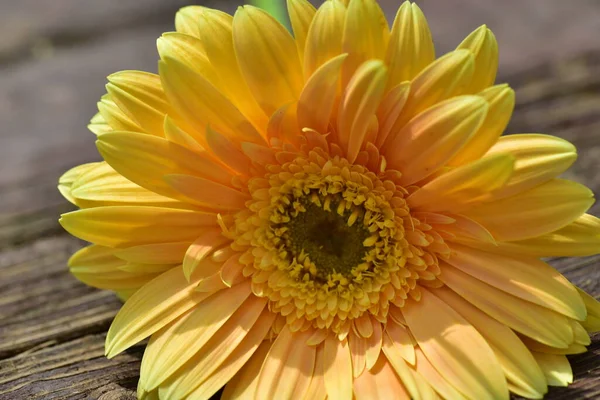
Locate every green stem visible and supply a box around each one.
[250,0,290,29]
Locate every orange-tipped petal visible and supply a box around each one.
[341,0,389,86]
[140,282,252,390]
[407,153,514,213]
[465,179,594,242]
[446,244,586,320]
[484,134,578,199]
[233,6,303,116]
[402,286,509,400]
[323,336,353,400]
[303,0,346,77]
[440,262,574,348]
[297,53,347,134]
[337,60,388,163]
[287,0,316,64]
[386,2,435,88]
[105,266,209,358]
[60,206,216,248]
[435,286,548,398]
[386,95,488,185]
[456,25,498,93]
[448,84,515,165]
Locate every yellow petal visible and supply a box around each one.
[241,141,277,166]
[220,254,246,287]
[141,282,252,390]
[105,266,208,357]
[165,174,249,211]
[384,322,415,365]
[407,153,514,213]
[386,2,435,87]
[96,131,233,200]
[464,179,594,241]
[456,25,498,93]
[521,336,587,355]
[194,271,229,293]
[233,6,303,116]
[157,296,267,399]
[402,286,509,400]
[484,134,578,199]
[267,102,302,146]
[205,126,252,176]
[220,341,272,400]
[531,352,573,387]
[413,347,467,400]
[115,289,138,302]
[375,81,411,147]
[323,336,352,400]
[354,314,374,339]
[114,242,191,265]
[106,71,169,137]
[88,112,112,135]
[190,309,276,400]
[434,213,496,244]
[385,95,488,185]
[156,32,218,90]
[353,355,411,400]
[382,334,436,400]
[118,262,173,274]
[364,319,383,370]
[434,286,548,399]
[299,343,327,400]
[341,0,389,86]
[303,0,346,77]
[174,6,208,38]
[287,0,317,64]
[440,262,574,347]
[60,206,216,248]
[297,53,347,134]
[163,115,204,153]
[182,228,230,280]
[159,56,263,144]
[570,319,592,346]
[255,328,316,399]
[385,49,475,137]
[489,213,600,257]
[578,287,600,333]
[447,244,586,320]
[97,95,143,133]
[70,162,192,209]
[194,8,269,134]
[69,245,161,290]
[58,162,101,204]
[448,84,515,165]
[337,60,388,163]
[348,331,366,378]
[138,384,159,400]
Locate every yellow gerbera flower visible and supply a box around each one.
[58,1,600,399]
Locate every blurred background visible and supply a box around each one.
[2,0,600,221]
[1,1,600,398]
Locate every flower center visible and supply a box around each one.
[231,150,446,336]
[283,196,370,281]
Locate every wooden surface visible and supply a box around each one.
[1,1,600,399]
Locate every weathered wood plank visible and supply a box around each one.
[0,236,120,359]
[0,1,599,399]
[0,334,143,400]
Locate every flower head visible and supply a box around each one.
[59,1,600,399]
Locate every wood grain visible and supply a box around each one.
[1,1,600,399]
